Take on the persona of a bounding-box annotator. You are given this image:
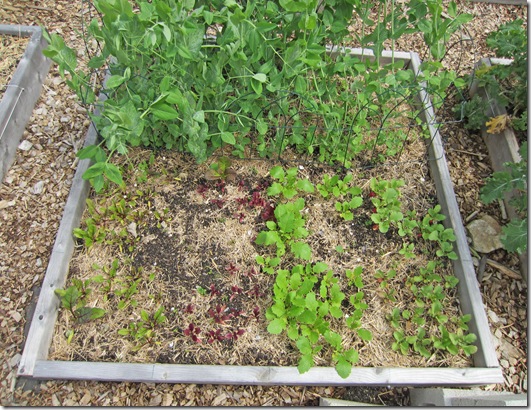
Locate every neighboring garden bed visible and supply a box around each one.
[18,0,501,385]
[0,25,51,183]
[461,19,527,280]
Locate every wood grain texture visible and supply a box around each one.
[33,361,503,386]
[469,57,528,281]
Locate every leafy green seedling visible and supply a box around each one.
[118,306,167,350]
[255,198,311,260]
[267,166,314,199]
[205,156,237,182]
[55,279,106,325]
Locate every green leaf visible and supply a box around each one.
[335,358,352,379]
[297,354,313,374]
[344,348,359,364]
[192,110,205,123]
[305,292,319,311]
[296,179,315,193]
[105,75,126,89]
[313,262,328,274]
[480,171,517,203]
[462,344,478,356]
[151,103,180,120]
[252,73,267,83]
[329,305,343,319]
[221,132,236,145]
[296,336,312,355]
[55,286,79,310]
[463,333,477,344]
[295,76,307,94]
[89,307,106,320]
[92,175,105,193]
[251,78,263,95]
[271,302,285,317]
[256,119,268,135]
[349,196,363,209]
[318,301,329,317]
[267,318,286,334]
[77,145,106,162]
[255,231,280,246]
[298,309,317,324]
[82,162,106,180]
[75,307,105,323]
[87,55,106,69]
[324,330,342,348]
[501,218,528,254]
[103,163,124,186]
[270,166,285,180]
[330,284,345,304]
[291,242,312,260]
[283,188,298,199]
[287,324,299,340]
[357,328,373,341]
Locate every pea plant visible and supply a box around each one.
[41,0,471,191]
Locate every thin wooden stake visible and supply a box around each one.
[486,259,521,280]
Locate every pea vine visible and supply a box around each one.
[42,0,471,192]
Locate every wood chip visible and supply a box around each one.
[486,259,522,280]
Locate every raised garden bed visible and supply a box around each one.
[469,57,528,281]
[17,46,503,386]
[0,25,51,183]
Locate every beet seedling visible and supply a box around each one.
[183,322,202,344]
[55,279,106,325]
[205,156,237,182]
[118,306,167,350]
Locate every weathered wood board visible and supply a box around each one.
[469,57,528,282]
[0,25,51,183]
[18,48,503,386]
[32,360,503,386]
